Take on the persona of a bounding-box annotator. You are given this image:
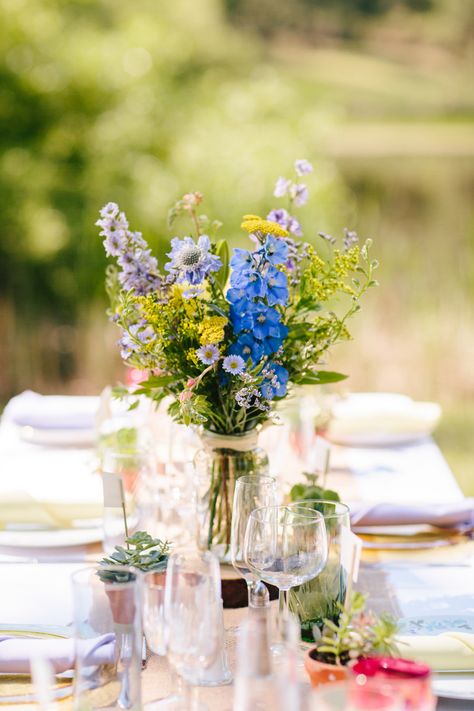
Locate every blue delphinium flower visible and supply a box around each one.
[227,288,252,313]
[231,268,267,298]
[165,235,221,285]
[196,344,220,365]
[222,355,245,375]
[250,303,282,340]
[263,235,288,266]
[261,362,289,399]
[229,334,263,364]
[266,267,288,306]
[230,248,255,275]
[230,306,254,334]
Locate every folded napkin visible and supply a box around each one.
[0,492,103,529]
[3,391,99,430]
[397,632,474,671]
[0,633,115,674]
[350,500,474,532]
[327,392,441,444]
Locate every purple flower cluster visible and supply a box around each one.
[267,208,302,237]
[272,159,313,208]
[97,203,161,296]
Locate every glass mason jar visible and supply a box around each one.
[195,430,269,563]
[287,500,350,642]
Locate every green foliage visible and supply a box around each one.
[316,591,398,665]
[289,472,340,504]
[98,531,171,582]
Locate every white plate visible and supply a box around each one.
[433,674,474,701]
[325,431,431,447]
[0,526,103,548]
[19,425,96,447]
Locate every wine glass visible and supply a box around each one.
[231,475,277,605]
[164,550,221,711]
[244,504,328,651]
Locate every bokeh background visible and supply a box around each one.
[1,0,473,491]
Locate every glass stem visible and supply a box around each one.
[183,678,199,711]
[246,579,255,607]
[280,588,289,643]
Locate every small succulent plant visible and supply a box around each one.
[314,591,398,666]
[289,471,340,504]
[98,531,171,583]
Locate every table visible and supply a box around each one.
[0,417,473,709]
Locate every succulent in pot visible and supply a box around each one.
[99,531,171,624]
[304,591,398,688]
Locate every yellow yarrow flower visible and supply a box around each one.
[240,216,289,237]
[199,316,227,345]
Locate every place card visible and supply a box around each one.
[102,471,125,508]
[341,526,363,606]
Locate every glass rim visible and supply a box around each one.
[235,474,276,486]
[71,563,141,586]
[249,503,325,524]
[288,499,350,520]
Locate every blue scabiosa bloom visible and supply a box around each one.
[165,235,221,285]
[229,334,263,364]
[222,355,245,375]
[266,267,288,306]
[261,363,289,399]
[263,235,288,266]
[196,344,220,365]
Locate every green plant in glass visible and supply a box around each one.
[98,531,171,583]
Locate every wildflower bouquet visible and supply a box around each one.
[98,159,377,556]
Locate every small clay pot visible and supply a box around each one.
[304,648,349,688]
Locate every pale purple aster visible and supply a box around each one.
[103,230,127,257]
[100,202,120,219]
[131,324,155,344]
[183,285,205,299]
[273,176,291,198]
[343,228,359,250]
[118,332,137,359]
[295,159,313,176]
[290,183,308,207]
[222,354,245,375]
[165,235,221,285]
[267,208,302,237]
[196,344,220,365]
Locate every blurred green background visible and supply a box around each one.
[1,0,473,491]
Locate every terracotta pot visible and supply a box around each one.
[304,648,349,687]
[105,584,137,625]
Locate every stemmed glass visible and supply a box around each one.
[231,475,277,605]
[244,504,328,650]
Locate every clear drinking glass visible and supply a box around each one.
[231,475,277,605]
[287,500,351,641]
[164,550,221,711]
[72,565,142,711]
[244,504,328,651]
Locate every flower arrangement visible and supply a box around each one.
[98,159,377,556]
[98,159,377,433]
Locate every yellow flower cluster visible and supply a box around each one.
[199,316,227,344]
[240,215,288,237]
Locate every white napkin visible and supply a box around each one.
[327,392,441,445]
[0,633,115,674]
[350,500,474,531]
[3,391,99,430]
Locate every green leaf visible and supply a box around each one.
[214,239,229,291]
[293,370,348,385]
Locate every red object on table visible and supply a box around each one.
[351,657,435,710]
